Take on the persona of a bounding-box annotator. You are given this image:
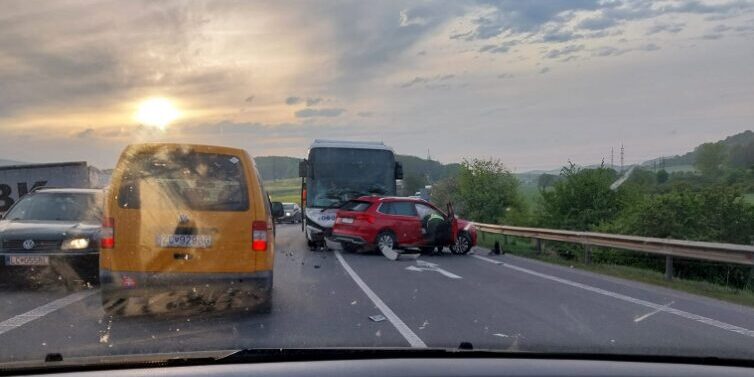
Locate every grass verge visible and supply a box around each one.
[478,231,754,308]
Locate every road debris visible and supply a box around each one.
[369,314,386,322]
[379,244,399,261]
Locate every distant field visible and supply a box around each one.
[265,178,300,204]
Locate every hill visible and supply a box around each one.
[0,158,26,167]
[646,130,754,168]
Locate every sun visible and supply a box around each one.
[135,97,180,130]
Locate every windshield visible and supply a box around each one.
[117,150,249,211]
[4,192,102,223]
[307,148,395,208]
[2,0,754,371]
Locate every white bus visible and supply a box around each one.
[298,140,402,249]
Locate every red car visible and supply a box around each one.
[331,196,477,254]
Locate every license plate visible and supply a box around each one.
[156,234,212,248]
[5,255,50,266]
[341,218,354,224]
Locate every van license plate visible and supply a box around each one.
[5,255,50,266]
[157,235,212,248]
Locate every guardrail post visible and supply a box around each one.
[664,256,673,281]
[584,246,592,264]
[535,238,542,255]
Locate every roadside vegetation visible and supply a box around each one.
[429,133,754,299]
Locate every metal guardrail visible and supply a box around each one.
[473,223,754,280]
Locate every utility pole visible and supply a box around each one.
[620,144,625,173]
[427,148,431,161]
[611,147,614,170]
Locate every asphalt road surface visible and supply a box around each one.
[1,224,754,363]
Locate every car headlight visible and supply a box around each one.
[285,212,291,216]
[61,238,90,250]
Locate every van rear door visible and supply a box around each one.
[111,149,257,274]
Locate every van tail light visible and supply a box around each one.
[252,221,268,251]
[101,217,115,249]
[355,213,375,224]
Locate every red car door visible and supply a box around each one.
[379,201,422,246]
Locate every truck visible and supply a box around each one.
[0,161,109,214]
[298,139,402,250]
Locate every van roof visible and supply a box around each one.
[309,139,393,152]
[123,143,247,156]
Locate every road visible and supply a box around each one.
[1,224,754,363]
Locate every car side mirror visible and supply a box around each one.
[299,159,308,178]
[271,202,284,218]
[395,162,403,180]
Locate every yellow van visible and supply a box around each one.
[100,143,281,315]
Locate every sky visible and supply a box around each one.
[0,0,753,171]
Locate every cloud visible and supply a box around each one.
[592,46,629,57]
[294,108,345,118]
[646,22,685,35]
[638,43,661,51]
[497,73,514,79]
[76,128,95,139]
[245,95,255,103]
[357,111,374,117]
[539,67,550,74]
[306,97,323,106]
[466,1,603,40]
[478,40,518,53]
[400,74,456,88]
[285,96,302,105]
[540,29,583,43]
[544,44,585,59]
[577,16,617,30]
[592,42,661,57]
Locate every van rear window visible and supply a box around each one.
[118,151,249,211]
[340,200,371,212]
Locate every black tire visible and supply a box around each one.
[376,230,397,251]
[452,232,473,255]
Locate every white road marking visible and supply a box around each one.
[490,262,754,338]
[411,260,462,279]
[334,251,427,348]
[0,290,97,336]
[472,255,504,265]
[634,301,675,323]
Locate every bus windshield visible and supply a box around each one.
[307,148,395,208]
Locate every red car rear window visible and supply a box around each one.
[340,200,372,212]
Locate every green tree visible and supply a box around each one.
[401,173,427,196]
[430,175,460,211]
[610,186,754,244]
[538,163,623,231]
[729,141,754,169]
[694,143,727,177]
[537,173,558,189]
[656,169,669,184]
[455,158,523,224]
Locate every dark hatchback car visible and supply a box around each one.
[0,188,103,288]
[276,202,302,224]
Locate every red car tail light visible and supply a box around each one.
[355,213,375,224]
[101,217,114,249]
[252,221,268,251]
